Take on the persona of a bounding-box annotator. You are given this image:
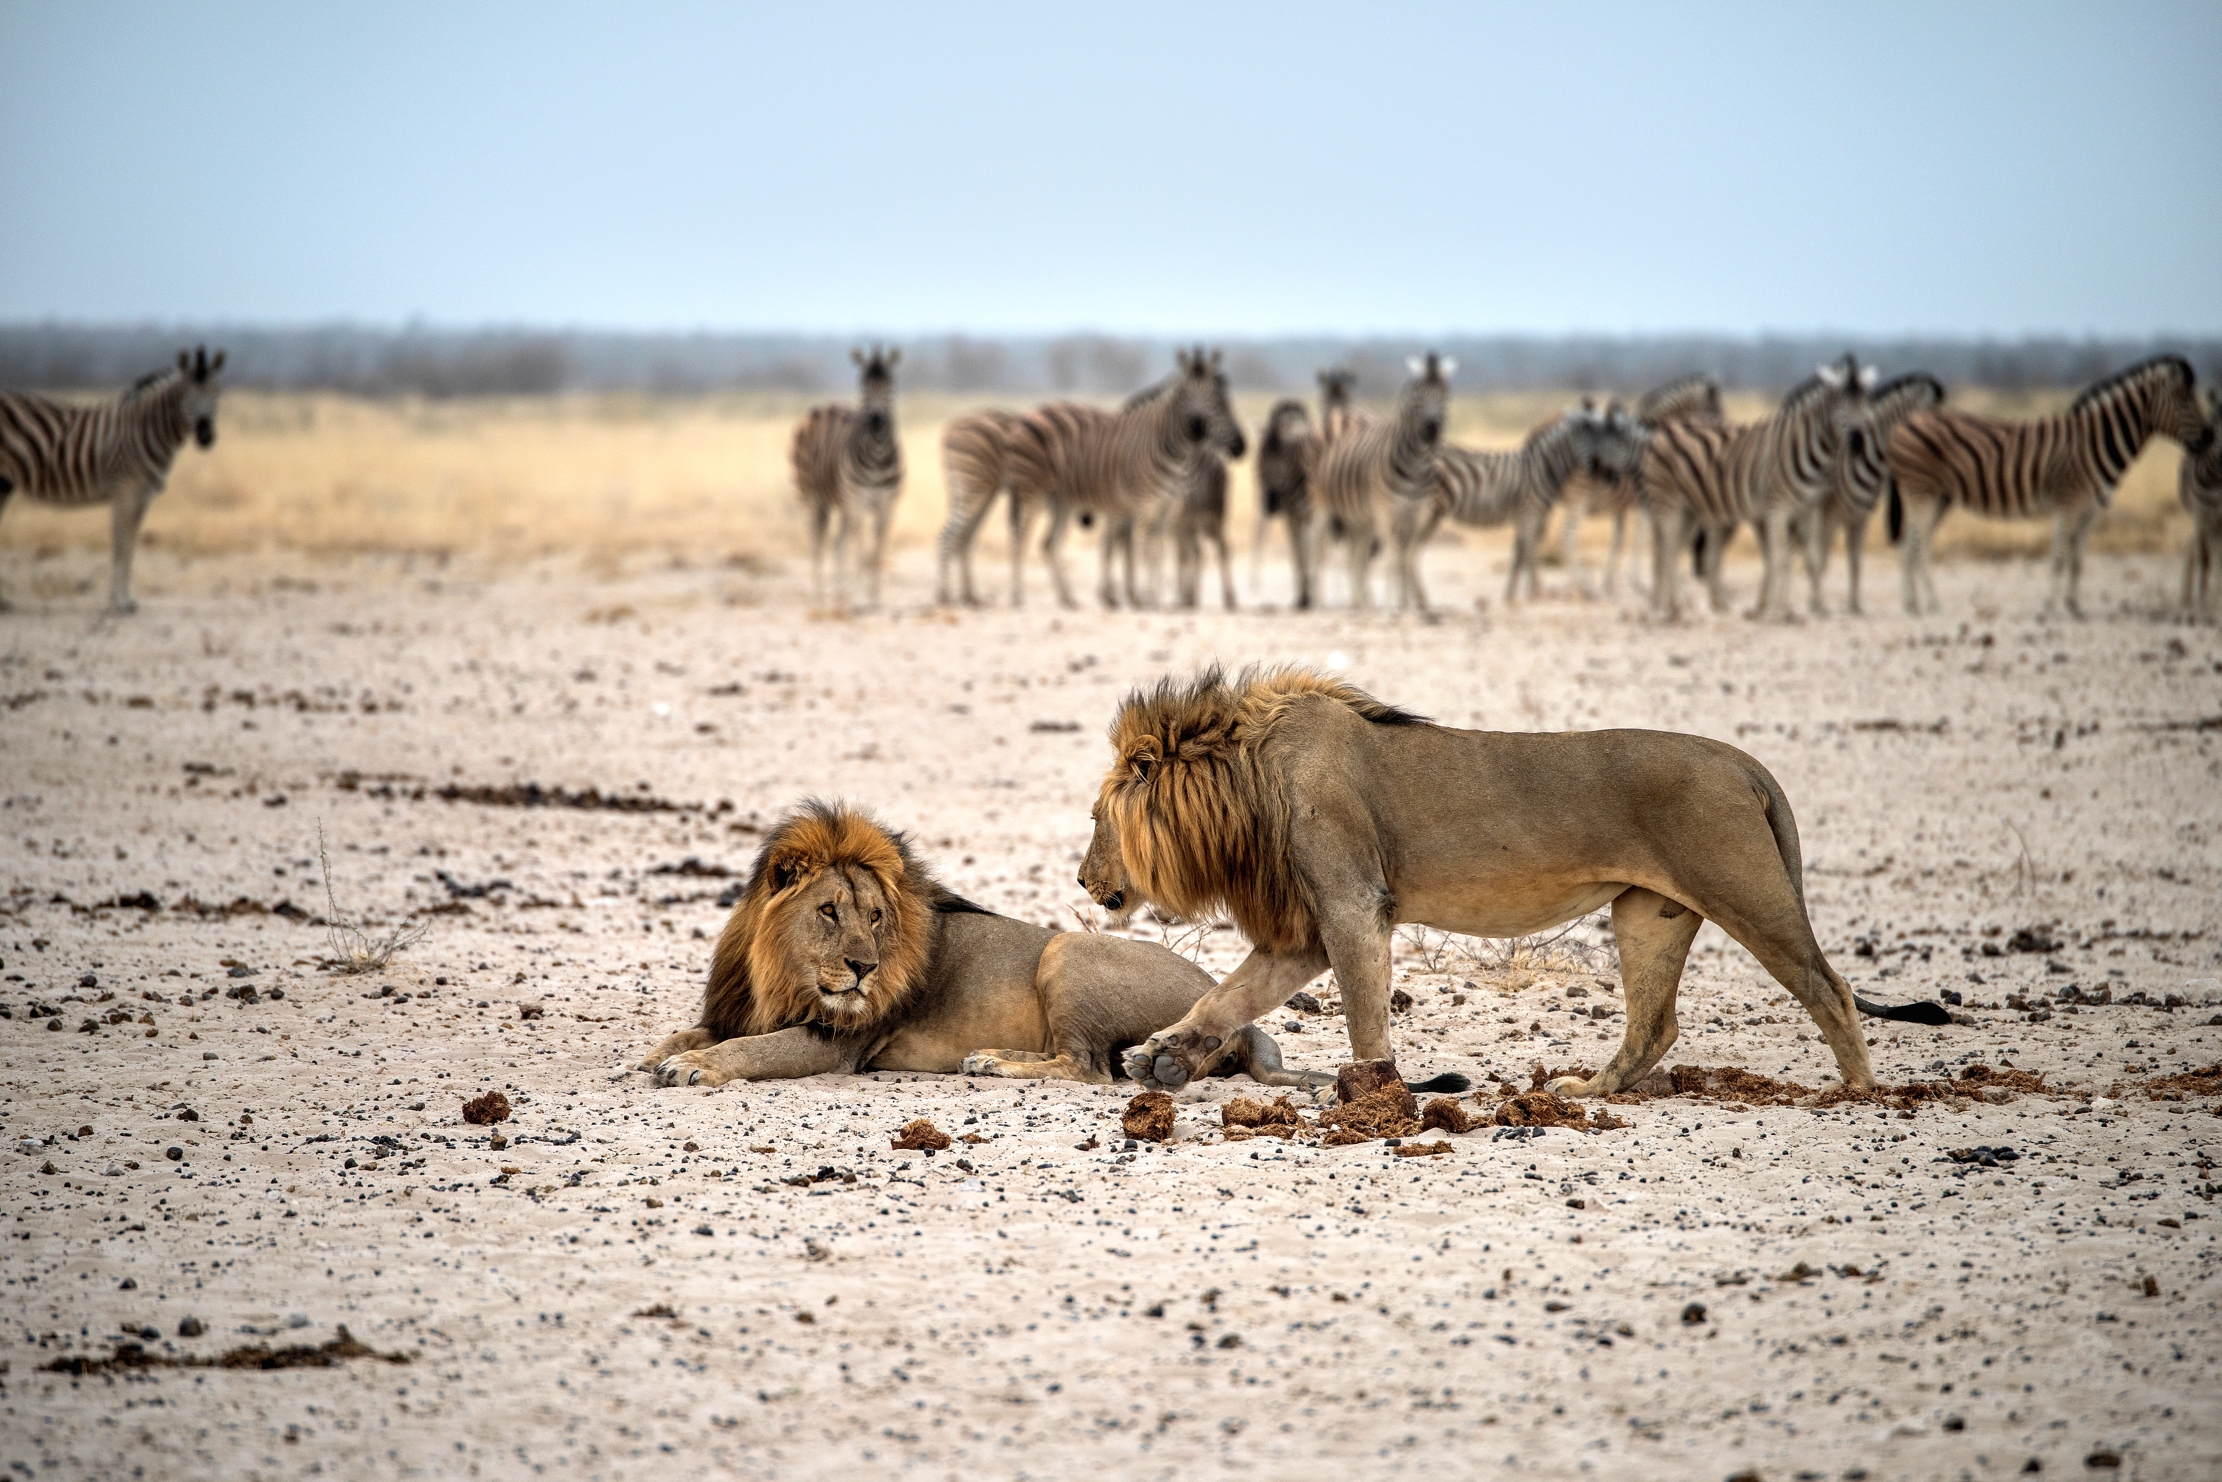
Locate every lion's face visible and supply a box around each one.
[764,866,896,1023]
[1079,801,1136,916]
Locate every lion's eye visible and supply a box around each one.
[818,902,837,921]
[869,908,882,925]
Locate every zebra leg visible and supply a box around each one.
[1845,508,1872,616]
[866,497,893,609]
[1345,516,1372,609]
[0,480,12,610]
[1213,526,1236,610]
[1292,510,1317,610]
[109,484,155,615]
[1041,502,1077,610]
[1603,508,1627,598]
[1753,506,1794,621]
[1098,515,1122,609]
[1006,493,1036,608]
[808,502,831,609]
[1174,521,1199,608]
[2058,501,2098,620]
[1703,522,1732,613]
[1562,502,1592,599]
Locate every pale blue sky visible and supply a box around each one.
[3,1,2216,336]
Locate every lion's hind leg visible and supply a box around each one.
[1212,1024,1336,1090]
[1548,886,1701,1098]
[959,1049,1110,1084]
[637,1026,715,1072]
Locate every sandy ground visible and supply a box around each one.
[3,541,2219,1482]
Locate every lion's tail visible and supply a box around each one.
[1748,755,1952,1029]
[1405,1072,1472,1094]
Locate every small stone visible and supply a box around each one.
[2084,1450,2120,1470]
[165,1146,183,1162]
[1285,991,1322,1014]
[518,1002,544,1021]
[1680,1302,1707,1325]
[1389,988,1414,1013]
[286,1313,309,1329]
[1980,1085,2015,1105]
[178,1316,205,1337]
[79,972,98,988]
[119,1277,135,1290]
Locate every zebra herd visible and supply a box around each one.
[1,343,2219,619]
[801,343,2216,622]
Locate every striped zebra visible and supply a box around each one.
[935,407,1027,605]
[1249,399,1317,607]
[1888,354,2212,617]
[0,346,225,613]
[1003,347,1245,609]
[1411,403,1601,608]
[1313,353,1452,609]
[1317,366,1359,444]
[791,346,904,610]
[2181,388,2222,618]
[1171,449,1236,609]
[1632,361,1865,620]
[1787,371,1945,615]
[1558,375,1725,599]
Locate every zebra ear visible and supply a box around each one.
[1439,356,1457,379]
[1406,356,1424,377]
[1859,363,1879,389]
[1816,361,1846,389]
[210,350,226,375]
[1208,347,1223,370]
[177,351,190,375]
[852,348,865,367]
[883,347,899,368]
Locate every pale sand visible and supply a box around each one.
[2,542,2218,1481]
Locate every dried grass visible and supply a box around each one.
[2,387,2186,573]
[315,821,427,975]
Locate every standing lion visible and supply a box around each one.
[640,799,1405,1089]
[1078,668,1947,1097]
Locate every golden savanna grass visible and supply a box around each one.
[0,386,2193,570]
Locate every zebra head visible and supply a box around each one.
[1588,400,1649,484]
[1170,347,1245,460]
[851,345,899,436]
[175,345,226,448]
[1815,353,1881,462]
[1262,399,1312,453]
[1398,352,1455,449]
[2069,355,2211,457]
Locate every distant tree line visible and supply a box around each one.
[3,323,2215,399]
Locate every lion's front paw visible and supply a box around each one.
[1544,1074,1600,1098]
[959,1052,1000,1077]
[655,1052,726,1088]
[1125,1030,1214,1091]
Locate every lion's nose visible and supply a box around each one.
[844,958,875,985]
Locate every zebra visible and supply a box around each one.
[1411,403,1601,608]
[935,407,1027,605]
[1249,399,1317,607]
[1632,360,1865,621]
[2182,387,2222,618]
[1317,366,1360,445]
[791,346,904,610]
[1171,449,1237,610]
[1558,376,1724,599]
[1003,347,1246,609]
[1887,354,2213,617]
[1787,371,1945,615]
[1313,352,1452,609]
[1558,376,1723,600]
[0,346,226,613]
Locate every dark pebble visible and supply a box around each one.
[178,1317,204,1337]
[165,1147,183,1161]
[1681,1302,1707,1325]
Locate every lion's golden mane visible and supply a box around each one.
[701,799,948,1039]
[1097,665,1426,953]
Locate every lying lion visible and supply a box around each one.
[1079,666,1948,1097]
[641,799,1431,1090]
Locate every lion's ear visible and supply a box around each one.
[768,852,817,893]
[1127,740,1159,781]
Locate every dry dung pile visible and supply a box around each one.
[1419,1097,1475,1133]
[1393,1140,1453,1158]
[1319,1085,1423,1145]
[1221,1095,1307,1141]
[42,1326,410,1376]
[2114,1061,2222,1104]
[889,1118,951,1152]
[460,1090,511,1125]
[1490,1090,1630,1132]
[1121,1091,1175,1143]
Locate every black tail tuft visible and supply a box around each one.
[1854,995,1951,1027]
[1886,485,1903,545]
[1404,1072,1472,1094]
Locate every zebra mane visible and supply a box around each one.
[2069,354,2195,412]
[124,369,176,401]
[1635,373,1720,425]
[1777,373,1839,416]
[1122,376,1177,412]
[1867,372,1946,416]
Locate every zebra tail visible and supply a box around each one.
[1886,485,1903,544]
[1403,1072,1472,1094]
[1853,995,1951,1027]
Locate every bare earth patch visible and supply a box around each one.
[1,547,2218,1478]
